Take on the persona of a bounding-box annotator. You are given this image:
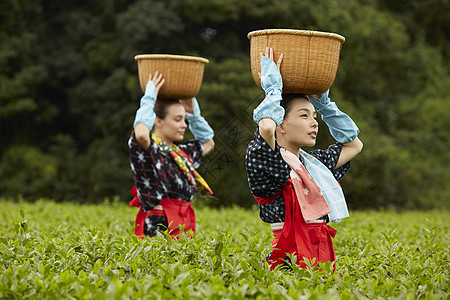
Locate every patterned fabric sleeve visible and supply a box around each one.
[245,128,291,198]
[129,131,168,212]
[308,143,350,182]
[178,139,204,169]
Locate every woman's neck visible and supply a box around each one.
[278,141,301,157]
[153,131,173,148]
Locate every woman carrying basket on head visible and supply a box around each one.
[129,71,215,238]
[245,48,363,270]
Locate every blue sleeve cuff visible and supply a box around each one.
[133,80,157,129]
[307,90,331,111]
[260,56,283,93]
[191,97,202,116]
[253,96,285,126]
[253,56,285,126]
[186,98,214,142]
[308,91,359,143]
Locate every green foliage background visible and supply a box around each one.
[0,200,448,298]
[0,0,449,209]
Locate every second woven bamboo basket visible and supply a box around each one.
[135,54,209,99]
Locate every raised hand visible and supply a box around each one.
[179,97,195,114]
[307,93,324,100]
[147,71,165,97]
[258,47,283,78]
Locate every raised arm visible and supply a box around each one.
[134,123,151,150]
[253,47,284,150]
[307,91,363,168]
[133,71,165,150]
[336,137,363,168]
[201,139,215,155]
[180,97,215,155]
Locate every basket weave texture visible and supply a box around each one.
[248,29,345,94]
[135,54,209,99]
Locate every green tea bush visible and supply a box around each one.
[0,199,448,299]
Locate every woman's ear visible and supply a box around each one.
[154,117,164,129]
[276,122,286,135]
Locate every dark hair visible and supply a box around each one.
[154,99,181,119]
[280,93,308,118]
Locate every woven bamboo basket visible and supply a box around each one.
[248,29,345,94]
[134,54,209,99]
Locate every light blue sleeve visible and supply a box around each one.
[252,56,285,126]
[307,90,359,143]
[185,97,214,142]
[133,80,157,130]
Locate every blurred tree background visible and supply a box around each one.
[0,0,449,210]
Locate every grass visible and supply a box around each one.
[0,199,448,299]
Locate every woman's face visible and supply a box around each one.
[279,97,318,147]
[155,103,187,143]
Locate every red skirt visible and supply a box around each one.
[306,222,336,264]
[272,222,336,268]
[129,186,195,239]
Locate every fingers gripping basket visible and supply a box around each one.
[134,54,209,99]
[248,29,345,94]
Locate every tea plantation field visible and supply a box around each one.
[0,199,448,299]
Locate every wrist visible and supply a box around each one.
[144,80,156,98]
[308,90,330,111]
[185,112,198,122]
[191,97,201,116]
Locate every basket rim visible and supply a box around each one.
[134,54,209,64]
[247,29,345,43]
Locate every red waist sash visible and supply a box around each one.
[129,186,195,239]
